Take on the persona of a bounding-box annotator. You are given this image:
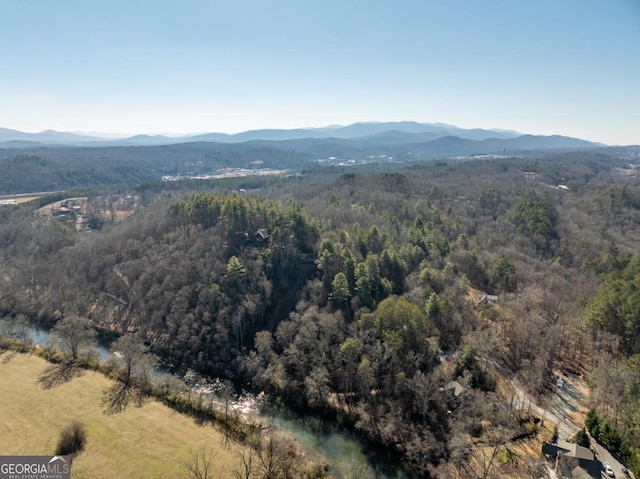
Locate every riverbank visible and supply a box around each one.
[0,350,242,479]
[0,337,380,479]
[6,324,416,479]
[0,336,260,441]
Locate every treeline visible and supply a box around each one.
[1,151,640,476]
[583,252,640,477]
[0,154,151,194]
[0,142,310,194]
[585,409,640,475]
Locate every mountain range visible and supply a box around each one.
[0,122,633,196]
[0,122,604,155]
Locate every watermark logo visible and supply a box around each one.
[0,456,70,479]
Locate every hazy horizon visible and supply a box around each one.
[1,1,638,145]
[3,120,524,139]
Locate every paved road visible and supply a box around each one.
[547,375,584,440]
[494,360,636,479]
[507,373,581,441]
[589,432,633,478]
[544,378,633,478]
[522,372,633,479]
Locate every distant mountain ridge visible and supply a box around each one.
[0,124,628,197]
[0,127,105,144]
[0,122,605,154]
[0,122,523,146]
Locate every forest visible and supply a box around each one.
[1,146,640,478]
[0,135,616,195]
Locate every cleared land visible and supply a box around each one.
[0,195,41,205]
[0,352,240,479]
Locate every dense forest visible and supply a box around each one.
[0,143,310,194]
[2,147,640,477]
[0,140,628,195]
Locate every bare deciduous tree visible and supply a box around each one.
[49,314,96,364]
[39,315,96,388]
[257,433,296,479]
[103,333,158,413]
[232,443,258,479]
[337,460,375,479]
[183,447,214,479]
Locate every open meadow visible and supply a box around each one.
[0,351,240,479]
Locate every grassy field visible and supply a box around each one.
[0,351,241,479]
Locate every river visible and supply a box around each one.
[17,324,413,478]
[259,407,413,479]
[193,383,413,478]
[25,324,112,361]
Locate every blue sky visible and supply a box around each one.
[1,0,638,144]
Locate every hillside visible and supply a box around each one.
[0,137,612,196]
[2,150,640,477]
[0,121,608,197]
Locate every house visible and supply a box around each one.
[475,294,498,309]
[444,380,467,403]
[249,228,270,246]
[255,228,270,243]
[542,440,599,478]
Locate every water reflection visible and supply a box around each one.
[260,405,412,479]
[25,325,112,360]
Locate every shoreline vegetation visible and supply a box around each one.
[0,337,256,440]
[0,337,330,479]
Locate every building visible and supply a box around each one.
[254,228,270,245]
[475,294,498,309]
[542,440,599,478]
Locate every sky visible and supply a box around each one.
[1,0,638,145]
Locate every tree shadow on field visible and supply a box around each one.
[38,362,82,389]
[1,349,19,363]
[102,382,147,414]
